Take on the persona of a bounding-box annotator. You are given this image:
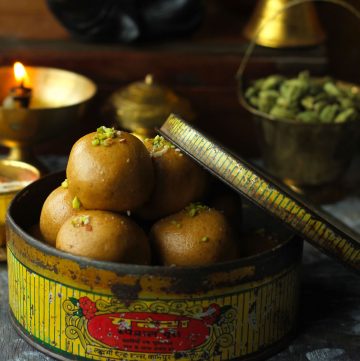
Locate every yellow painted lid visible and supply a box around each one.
[160,114,360,273]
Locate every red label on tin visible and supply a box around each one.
[75,296,221,353]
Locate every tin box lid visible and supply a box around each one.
[107,74,194,136]
[160,114,360,274]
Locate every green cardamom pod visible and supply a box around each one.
[334,108,357,123]
[260,75,285,90]
[269,106,296,120]
[245,86,257,99]
[323,82,342,97]
[301,96,315,110]
[338,97,354,109]
[297,111,318,123]
[319,104,339,122]
[249,96,259,107]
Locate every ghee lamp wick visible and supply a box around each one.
[2,62,33,109]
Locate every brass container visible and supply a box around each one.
[7,171,302,361]
[105,74,194,138]
[0,159,40,260]
[239,80,360,187]
[243,0,326,48]
[0,66,97,168]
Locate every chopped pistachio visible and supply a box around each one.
[92,126,118,147]
[185,202,209,217]
[171,220,182,228]
[72,196,81,209]
[61,179,69,189]
[201,236,209,242]
[150,135,174,150]
[71,215,90,227]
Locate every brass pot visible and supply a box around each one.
[105,74,194,138]
[239,80,360,187]
[0,159,40,260]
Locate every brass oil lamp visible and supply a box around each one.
[0,62,97,172]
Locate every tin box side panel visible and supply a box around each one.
[7,238,302,361]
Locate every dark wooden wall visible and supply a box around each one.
[0,1,359,158]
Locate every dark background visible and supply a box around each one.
[0,0,359,158]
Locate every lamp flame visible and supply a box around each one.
[13,62,28,86]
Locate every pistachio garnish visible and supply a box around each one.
[185,202,209,217]
[72,196,81,209]
[201,236,209,242]
[148,135,175,158]
[61,179,68,189]
[171,220,182,228]
[71,215,90,227]
[92,126,119,146]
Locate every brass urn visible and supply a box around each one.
[105,74,194,138]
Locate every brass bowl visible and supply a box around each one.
[239,79,360,187]
[0,159,40,259]
[0,66,97,167]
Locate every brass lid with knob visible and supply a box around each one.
[105,74,194,138]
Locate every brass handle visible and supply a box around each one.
[236,0,360,85]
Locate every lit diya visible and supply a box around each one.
[0,62,97,171]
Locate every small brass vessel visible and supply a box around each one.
[0,66,97,170]
[0,159,40,261]
[243,0,326,48]
[105,74,194,138]
[239,79,360,188]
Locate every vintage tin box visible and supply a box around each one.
[6,112,360,361]
[7,166,303,360]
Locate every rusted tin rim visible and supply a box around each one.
[7,170,302,277]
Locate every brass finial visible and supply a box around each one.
[145,74,154,85]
